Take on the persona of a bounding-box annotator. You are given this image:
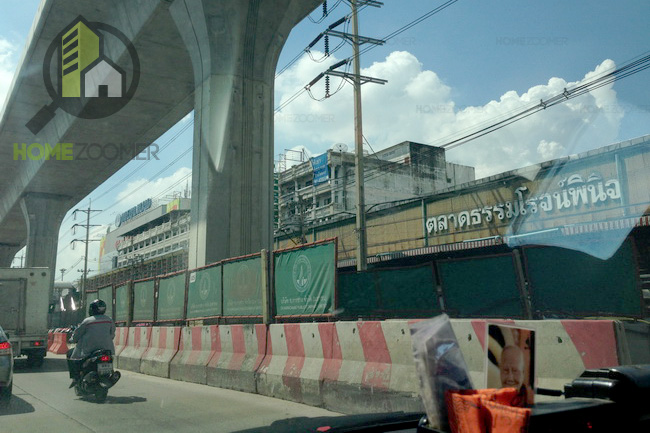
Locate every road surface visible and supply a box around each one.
[0,355,342,433]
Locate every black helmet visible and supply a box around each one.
[89,299,107,316]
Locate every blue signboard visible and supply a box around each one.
[311,153,329,186]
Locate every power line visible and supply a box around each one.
[307,0,345,24]
[90,119,194,203]
[275,2,372,78]
[347,51,650,188]
[94,146,192,218]
[275,0,459,112]
[57,119,194,257]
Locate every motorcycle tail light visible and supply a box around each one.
[99,355,111,362]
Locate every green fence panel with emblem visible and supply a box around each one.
[223,256,262,316]
[187,265,222,319]
[97,286,113,319]
[157,273,186,321]
[274,242,335,316]
[133,279,155,321]
[114,284,129,322]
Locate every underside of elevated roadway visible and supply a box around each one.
[0,0,197,266]
[0,0,321,278]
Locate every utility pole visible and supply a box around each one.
[71,198,102,311]
[351,0,368,271]
[306,0,385,271]
[60,268,66,281]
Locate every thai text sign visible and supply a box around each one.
[157,273,186,321]
[132,279,155,321]
[223,256,262,316]
[426,173,621,234]
[274,241,336,316]
[115,284,128,322]
[187,265,222,319]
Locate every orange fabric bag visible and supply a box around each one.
[446,388,531,433]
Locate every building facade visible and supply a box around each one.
[276,141,475,235]
[274,135,650,271]
[87,136,649,304]
[99,197,191,272]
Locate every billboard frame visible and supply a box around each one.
[273,237,338,320]
[155,269,188,323]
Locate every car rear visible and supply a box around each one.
[0,327,13,403]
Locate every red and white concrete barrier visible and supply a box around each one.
[113,327,129,356]
[117,327,152,372]
[206,324,268,393]
[141,327,182,378]
[169,326,219,385]
[450,319,625,391]
[255,321,422,413]
[323,321,421,413]
[48,329,70,355]
[117,319,627,415]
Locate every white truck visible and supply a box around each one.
[0,268,50,366]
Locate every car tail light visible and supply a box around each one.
[32,341,43,346]
[99,355,111,362]
[0,342,11,355]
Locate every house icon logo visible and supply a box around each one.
[26,16,140,135]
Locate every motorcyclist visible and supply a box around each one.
[67,299,115,388]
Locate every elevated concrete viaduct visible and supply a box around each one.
[0,0,321,289]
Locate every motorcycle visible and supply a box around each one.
[72,349,121,403]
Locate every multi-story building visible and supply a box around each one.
[276,141,475,235]
[87,141,472,288]
[98,197,191,271]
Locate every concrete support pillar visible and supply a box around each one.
[21,193,72,296]
[170,0,321,268]
[0,244,21,267]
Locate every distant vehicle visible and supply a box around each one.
[0,268,50,367]
[0,325,13,404]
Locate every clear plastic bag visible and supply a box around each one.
[410,314,474,431]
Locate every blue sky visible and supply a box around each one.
[1,0,649,277]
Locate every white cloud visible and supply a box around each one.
[54,167,192,281]
[537,140,564,160]
[274,52,623,179]
[0,37,17,113]
[276,145,313,171]
[115,166,192,211]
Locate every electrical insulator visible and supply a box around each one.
[324,34,330,56]
[323,0,328,17]
[325,75,331,98]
